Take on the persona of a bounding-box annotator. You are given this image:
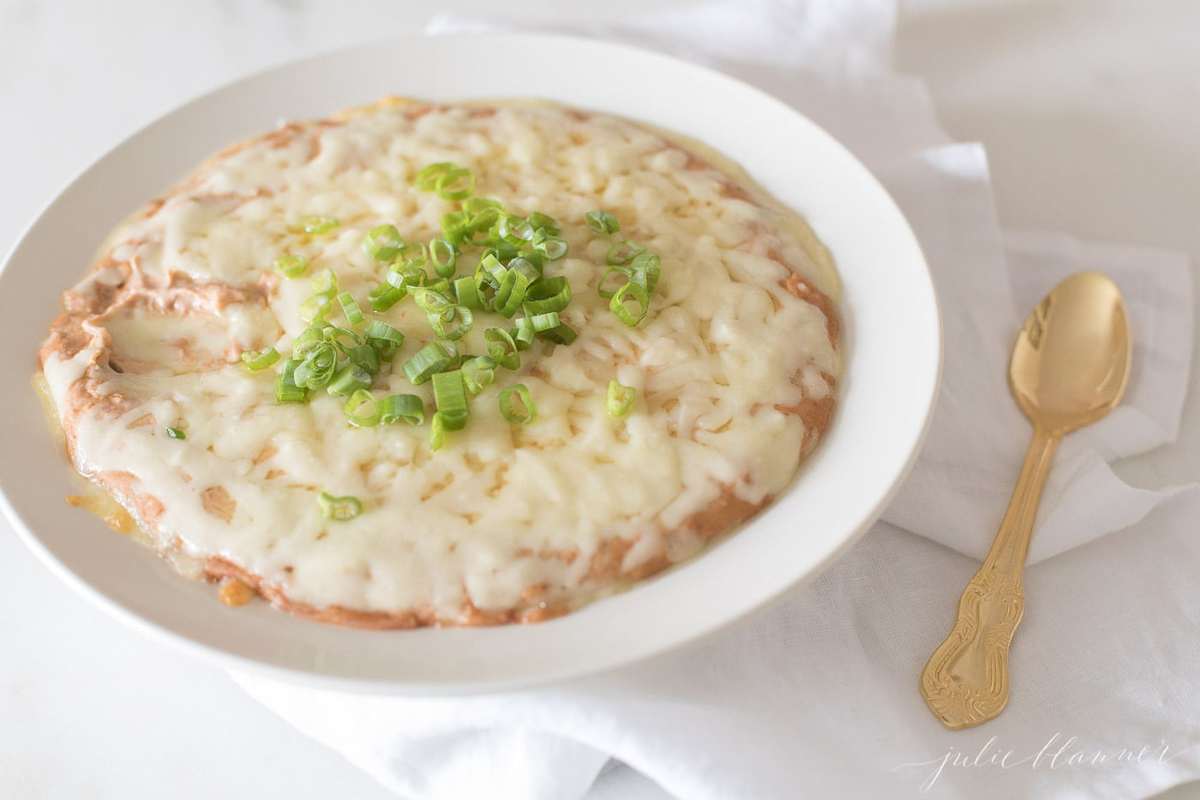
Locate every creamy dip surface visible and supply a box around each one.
[39,99,841,627]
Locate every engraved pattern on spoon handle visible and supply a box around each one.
[920,428,1059,730]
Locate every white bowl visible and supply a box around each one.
[0,34,940,694]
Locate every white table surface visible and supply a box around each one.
[2,1,1197,797]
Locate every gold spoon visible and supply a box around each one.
[920,271,1132,730]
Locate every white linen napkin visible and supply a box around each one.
[235,2,1199,797]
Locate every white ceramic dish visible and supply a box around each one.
[0,33,940,694]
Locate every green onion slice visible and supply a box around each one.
[368,284,405,312]
[402,341,457,385]
[429,412,450,451]
[527,211,561,236]
[276,358,309,403]
[273,254,309,278]
[585,210,621,235]
[484,328,520,370]
[512,317,535,350]
[310,268,339,297]
[336,291,365,326]
[241,347,280,372]
[429,306,473,340]
[534,237,568,260]
[363,224,404,262]
[379,394,424,426]
[523,276,572,315]
[301,216,340,236]
[528,311,561,332]
[432,370,468,424]
[464,196,503,214]
[318,491,361,521]
[411,287,455,317]
[453,276,482,310]
[629,252,662,294]
[499,384,536,425]
[610,281,650,327]
[436,167,475,201]
[597,266,630,299]
[494,269,531,318]
[428,238,457,278]
[293,343,338,389]
[364,320,404,360]
[326,364,373,397]
[347,343,381,376]
[607,239,645,265]
[461,356,497,396]
[343,389,382,427]
[165,426,186,440]
[607,379,637,417]
[298,293,332,323]
[539,322,578,345]
[414,162,457,190]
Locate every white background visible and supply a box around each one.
[1,1,1197,797]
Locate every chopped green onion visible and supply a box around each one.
[429,412,450,450]
[273,254,309,278]
[411,287,455,317]
[429,306,473,340]
[302,216,340,235]
[527,211,561,236]
[336,291,365,326]
[607,380,637,417]
[276,358,309,403]
[512,317,535,350]
[528,312,561,332]
[326,364,373,397]
[629,252,662,294]
[347,343,381,376]
[464,196,503,214]
[368,283,405,312]
[291,326,326,358]
[364,320,404,360]
[165,426,186,440]
[523,276,572,315]
[586,210,621,235]
[484,328,520,370]
[499,384,536,425]
[241,347,280,372]
[343,389,382,427]
[454,276,482,310]
[379,394,424,426]
[402,341,457,384]
[298,293,332,323]
[310,268,339,297]
[534,237,568,260]
[432,370,468,425]
[493,269,531,317]
[413,162,458,191]
[597,266,630,299]
[322,325,363,352]
[607,239,645,265]
[318,491,361,521]
[539,321,578,345]
[293,343,338,389]
[436,166,474,201]
[362,224,405,262]
[610,281,650,327]
[461,356,497,396]
[428,238,457,278]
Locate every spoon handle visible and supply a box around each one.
[919,427,1059,729]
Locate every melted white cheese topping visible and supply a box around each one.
[43,101,838,618]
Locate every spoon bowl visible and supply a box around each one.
[1010,271,1131,435]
